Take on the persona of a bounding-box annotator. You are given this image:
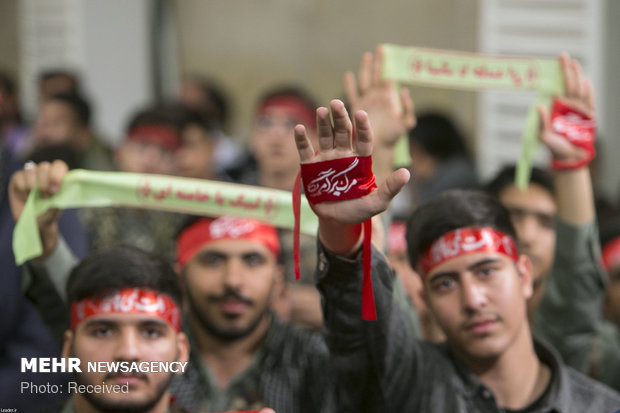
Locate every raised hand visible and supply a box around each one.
[537,53,596,164]
[8,160,68,259]
[294,99,409,254]
[345,45,416,148]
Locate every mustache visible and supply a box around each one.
[207,289,253,306]
[461,313,501,330]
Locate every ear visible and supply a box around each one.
[61,329,74,358]
[175,332,190,367]
[516,254,534,299]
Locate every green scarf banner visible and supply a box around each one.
[13,170,318,265]
[381,44,565,189]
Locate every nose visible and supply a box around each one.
[515,214,538,249]
[460,275,488,312]
[114,328,141,361]
[223,257,245,290]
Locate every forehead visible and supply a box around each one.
[257,104,304,120]
[499,183,556,214]
[426,252,513,280]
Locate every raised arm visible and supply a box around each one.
[294,100,431,410]
[534,54,620,389]
[344,45,415,186]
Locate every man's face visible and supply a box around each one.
[181,239,280,341]
[498,183,556,314]
[33,101,81,148]
[173,124,215,179]
[250,105,317,179]
[115,140,175,175]
[62,313,188,412]
[424,252,532,361]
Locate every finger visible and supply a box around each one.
[571,59,587,100]
[23,167,37,192]
[583,79,596,113]
[560,52,576,98]
[36,162,52,197]
[48,159,69,193]
[358,52,373,93]
[344,71,359,105]
[316,107,334,152]
[330,100,353,151]
[372,44,384,86]
[354,110,373,157]
[373,168,410,208]
[294,124,315,163]
[400,87,416,129]
[536,104,552,144]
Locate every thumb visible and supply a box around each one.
[375,168,410,205]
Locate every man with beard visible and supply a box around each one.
[59,246,190,413]
[169,216,332,413]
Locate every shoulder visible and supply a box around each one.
[563,366,620,410]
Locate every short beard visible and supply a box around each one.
[70,347,173,413]
[186,286,272,342]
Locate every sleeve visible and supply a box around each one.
[534,219,620,389]
[316,242,423,412]
[21,235,79,345]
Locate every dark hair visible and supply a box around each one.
[66,246,182,307]
[255,85,318,115]
[39,70,81,94]
[48,92,92,127]
[408,112,470,161]
[484,164,554,198]
[406,189,518,269]
[28,143,79,170]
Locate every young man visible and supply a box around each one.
[58,246,190,413]
[485,165,556,320]
[8,165,329,412]
[486,54,620,391]
[292,95,620,411]
[169,216,332,412]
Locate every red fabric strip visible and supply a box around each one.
[550,99,596,170]
[70,288,182,332]
[177,216,280,268]
[128,125,181,152]
[362,219,377,320]
[418,227,518,278]
[301,156,376,204]
[296,155,378,319]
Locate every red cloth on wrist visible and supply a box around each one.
[550,99,596,170]
[293,155,378,320]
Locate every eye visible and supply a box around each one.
[89,326,114,338]
[197,252,224,267]
[244,253,267,267]
[141,326,165,340]
[430,277,456,293]
[476,265,499,279]
[537,214,555,229]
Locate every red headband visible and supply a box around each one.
[257,96,316,131]
[602,236,620,272]
[176,216,280,268]
[419,227,518,279]
[70,288,182,332]
[128,125,181,152]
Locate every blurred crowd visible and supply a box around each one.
[1,46,620,413]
